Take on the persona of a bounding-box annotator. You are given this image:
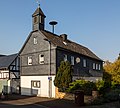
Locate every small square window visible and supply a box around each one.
[28,56,32,65]
[34,37,37,44]
[32,81,40,88]
[39,54,44,64]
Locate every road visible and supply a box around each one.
[0,103,49,108]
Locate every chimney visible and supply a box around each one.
[60,34,67,41]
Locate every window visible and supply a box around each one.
[96,64,98,70]
[39,54,44,64]
[64,54,67,61]
[31,81,40,88]
[28,56,32,65]
[34,16,37,23]
[93,63,95,70]
[71,56,74,65]
[34,37,37,44]
[83,59,87,67]
[98,64,101,70]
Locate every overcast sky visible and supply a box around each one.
[0,0,120,62]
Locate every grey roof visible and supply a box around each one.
[20,30,102,61]
[32,7,46,17]
[41,30,102,61]
[0,55,5,57]
[0,53,18,69]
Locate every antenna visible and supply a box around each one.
[35,0,40,7]
[49,21,58,34]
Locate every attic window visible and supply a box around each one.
[63,41,67,45]
[34,37,37,44]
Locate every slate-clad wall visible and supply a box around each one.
[20,31,56,76]
[56,48,103,77]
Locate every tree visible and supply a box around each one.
[104,54,120,84]
[54,61,73,91]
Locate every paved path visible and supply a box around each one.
[0,95,120,108]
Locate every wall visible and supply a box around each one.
[20,31,56,76]
[21,75,55,97]
[56,48,103,79]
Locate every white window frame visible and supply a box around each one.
[83,59,87,67]
[28,56,32,65]
[34,37,37,44]
[98,64,101,70]
[31,81,40,88]
[96,64,98,70]
[93,63,95,70]
[39,54,44,64]
[71,56,74,65]
[64,54,67,61]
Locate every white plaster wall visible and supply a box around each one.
[7,80,11,93]
[21,75,55,97]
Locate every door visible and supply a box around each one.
[48,77,52,98]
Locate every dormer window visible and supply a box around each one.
[63,41,67,45]
[34,37,37,44]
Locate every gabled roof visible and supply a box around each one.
[19,30,102,61]
[41,30,102,61]
[0,53,18,69]
[32,7,46,17]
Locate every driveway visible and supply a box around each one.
[0,94,120,108]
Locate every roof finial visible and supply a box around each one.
[36,0,40,7]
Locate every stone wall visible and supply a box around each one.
[55,87,74,100]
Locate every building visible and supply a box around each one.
[0,54,20,94]
[20,6,103,98]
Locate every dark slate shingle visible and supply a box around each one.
[41,30,102,61]
[0,53,18,69]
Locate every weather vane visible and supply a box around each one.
[35,0,40,7]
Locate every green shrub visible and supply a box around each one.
[104,89,120,102]
[67,80,96,95]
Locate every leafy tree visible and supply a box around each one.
[104,54,120,84]
[54,61,73,91]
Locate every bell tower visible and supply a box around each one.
[32,4,46,31]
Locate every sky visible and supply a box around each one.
[0,0,120,62]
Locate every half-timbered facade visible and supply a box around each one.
[20,6,103,98]
[0,54,20,94]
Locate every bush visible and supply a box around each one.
[67,80,96,95]
[95,80,111,95]
[104,89,120,102]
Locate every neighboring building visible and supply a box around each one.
[20,6,103,98]
[0,54,20,94]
